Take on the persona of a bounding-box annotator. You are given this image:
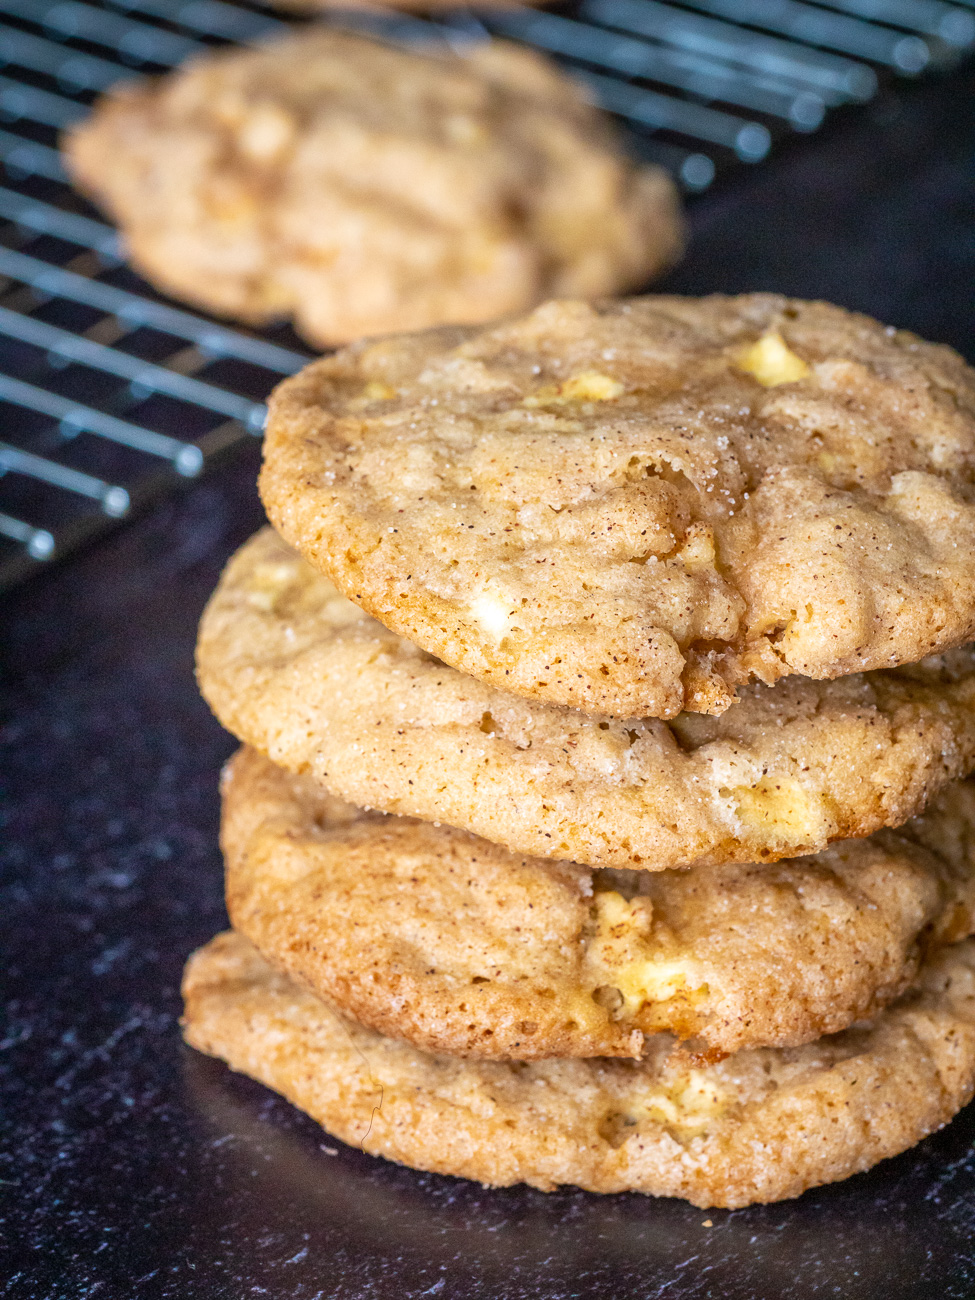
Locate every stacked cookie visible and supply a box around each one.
[187,294,975,1208]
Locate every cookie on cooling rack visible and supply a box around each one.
[183,929,975,1208]
[221,747,975,1061]
[62,30,682,349]
[265,0,539,10]
[197,528,975,874]
[260,294,975,717]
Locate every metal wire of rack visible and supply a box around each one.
[0,0,972,591]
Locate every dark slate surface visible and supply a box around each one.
[3,64,975,1300]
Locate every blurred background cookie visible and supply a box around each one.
[264,0,542,10]
[62,28,682,348]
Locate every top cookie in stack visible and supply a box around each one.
[189,292,975,1208]
[260,293,975,717]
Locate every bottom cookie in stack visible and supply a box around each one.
[184,931,975,1210]
[182,750,975,1208]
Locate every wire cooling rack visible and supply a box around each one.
[0,0,973,590]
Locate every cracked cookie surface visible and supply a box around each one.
[63,31,681,348]
[261,294,975,716]
[222,747,975,1060]
[198,528,975,872]
[182,930,975,1208]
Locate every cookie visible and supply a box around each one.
[268,0,537,9]
[223,747,975,1060]
[63,31,681,349]
[182,930,975,1208]
[197,528,975,873]
[260,294,975,717]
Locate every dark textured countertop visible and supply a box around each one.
[4,65,975,1300]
